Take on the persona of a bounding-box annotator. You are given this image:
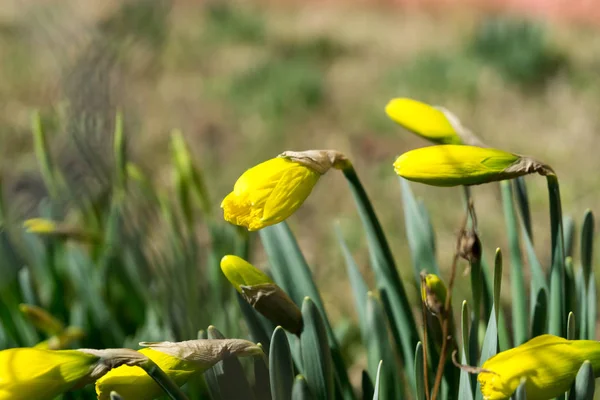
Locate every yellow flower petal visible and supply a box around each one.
[96,339,262,400]
[95,348,198,400]
[220,255,273,293]
[478,334,600,400]
[393,145,551,187]
[385,98,462,144]
[0,348,97,400]
[221,157,321,231]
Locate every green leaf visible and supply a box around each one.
[341,167,419,388]
[513,177,532,241]
[511,379,527,400]
[253,345,272,400]
[458,301,474,400]
[572,361,595,400]
[476,249,502,400]
[501,180,527,345]
[587,272,596,340]
[335,224,369,342]
[300,297,334,400]
[567,311,576,340]
[580,210,594,285]
[413,342,424,400]
[547,175,565,338]
[292,375,313,400]
[530,287,548,338]
[579,210,594,340]
[400,178,440,286]
[270,327,295,400]
[205,326,255,400]
[260,223,353,399]
[366,292,399,399]
[372,361,383,400]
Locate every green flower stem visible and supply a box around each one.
[546,174,566,337]
[140,359,190,400]
[341,165,419,387]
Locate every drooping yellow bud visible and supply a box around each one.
[221,150,347,231]
[23,218,57,234]
[478,334,600,400]
[0,347,147,400]
[220,255,273,293]
[220,256,303,334]
[420,273,448,316]
[394,145,553,187]
[96,339,262,400]
[385,98,462,144]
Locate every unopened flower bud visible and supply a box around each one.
[394,145,553,187]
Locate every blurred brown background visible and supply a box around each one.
[1,0,600,323]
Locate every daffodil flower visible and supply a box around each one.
[0,347,147,400]
[221,150,348,231]
[221,255,303,333]
[478,334,600,400]
[394,145,553,187]
[96,339,262,400]
[386,98,463,144]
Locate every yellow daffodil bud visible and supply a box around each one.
[23,218,57,234]
[478,334,600,400]
[221,150,348,231]
[23,219,98,243]
[221,255,303,334]
[220,255,273,293]
[0,347,147,400]
[420,273,448,316]
[96,339,262,400]
[386,98,463,144]
[394,145,553,187]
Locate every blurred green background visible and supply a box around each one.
[1,0,600,369]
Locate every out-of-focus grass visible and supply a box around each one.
[1,0,600,329]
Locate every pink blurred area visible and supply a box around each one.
[253,0,600,26]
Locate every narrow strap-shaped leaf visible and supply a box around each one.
[270,327,295,400]
[366,292,400,399]
[400,179,440,286]
[513,177,532,241]
[260,223,353,399]
[547,175,565,337]
[343,170,418,387]
[372,361,383,400]
[476,249,502,400]
[292,375,314,400]
[581,210,595,285]
[579,210,594,340]
[572,361,595,400]
[511,379,527,400]
[530,287,548,338]
[300,297,334,400]
[253,346,272,400]
[205,326,255,400]
[567,312,576,340]
[335,224,369,342]
[563,216,575,258]
[413,342,424,400]
[587,272,596,340]
[459,301,474,400]
[501,181,527,345]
